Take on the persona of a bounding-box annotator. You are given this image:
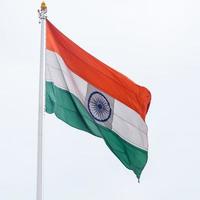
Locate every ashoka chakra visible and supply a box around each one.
[88,91,111,122]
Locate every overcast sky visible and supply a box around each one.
[0,0,200,199]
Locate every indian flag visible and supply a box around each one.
[45,19,151,179]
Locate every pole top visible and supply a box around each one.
[38,1,47,22]
[41,1,47,11]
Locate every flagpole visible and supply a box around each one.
[37,2,47,200]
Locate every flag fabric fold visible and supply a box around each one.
[45,19,151,179]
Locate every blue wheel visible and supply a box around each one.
[88,91,111,122]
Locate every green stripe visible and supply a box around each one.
[46,81,148,179]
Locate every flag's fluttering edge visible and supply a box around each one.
[45,19,151,179]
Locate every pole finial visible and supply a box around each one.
[38,1,47,23]
[41,1,47,11]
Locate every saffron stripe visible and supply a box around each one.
[46,19,151,120]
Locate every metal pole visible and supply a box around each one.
[37,2,47,200]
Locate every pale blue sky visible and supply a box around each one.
[0,0,200,199]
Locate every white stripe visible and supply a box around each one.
[46,49,148,150]
[46,50,88,104]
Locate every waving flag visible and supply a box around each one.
[45,19,151,179]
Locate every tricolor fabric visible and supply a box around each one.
[45,19,151,179]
